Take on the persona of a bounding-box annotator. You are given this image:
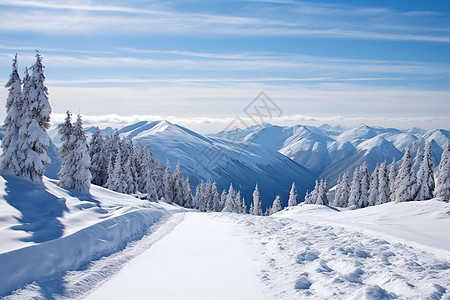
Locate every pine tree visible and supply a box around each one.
[172,163,185,206]
[388,159,397,202]
[183,177,194,207]
[219,189,227,211]
[270,195,282,215]
[359,163,370,208]
[58,111,74,189]
[70,114,91,192]
[334,171,350,207]
[288,182,298,206]
[211,181,220,212]
[89,127,108,186]
[252,184,263,215]
[241,197,247,214]
[368,165,379,206]
[16,51,52,182]
[222,184,235,212]
[415,142,435,201]
[435,140,450,200]
[316,179,328,205]
[304,180,319,204]
[193,183,203,210]
[1,54,23,175]
[394,149,416,203]
[348,168,361,207]
[377,162,390,205]
[163,160,173,203]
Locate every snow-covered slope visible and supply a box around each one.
[115,120,316,209]
[0,174,181,296]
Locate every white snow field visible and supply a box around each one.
[83,200,450,300]
[1,177,449,299]
[0,174,182,297]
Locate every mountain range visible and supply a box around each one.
[47,121,449,209]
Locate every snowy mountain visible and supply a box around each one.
[215,122,449,186]
[114,120,316,209]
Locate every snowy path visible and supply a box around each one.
[85,212,269,300]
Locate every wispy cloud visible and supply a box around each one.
[0,0,448,43]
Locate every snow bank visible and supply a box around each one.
[276,199,450,255]
[0,174,180,296]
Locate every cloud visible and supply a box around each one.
[0,0,448,42]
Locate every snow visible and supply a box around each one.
[85,213,268,300]
[0,174,182,296]
[3,195,450,299]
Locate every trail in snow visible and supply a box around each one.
[225,213,450,299]
[85,212,268,300]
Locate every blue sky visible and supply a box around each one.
[0,0,449,132]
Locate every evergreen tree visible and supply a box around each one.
[359,163,370,208]
[334,171,350,207]
[241,197,247,214]
[377,162,390,205]
[183,177,194,208]
[316,179,328,205]
[219,189,227,211]
[288,182,298,206]
[172,163,185,206]
[193,182,203,210]
[388,159,397,202]
[368,165,379,206]
[348,168,361,207]
[211,181,220,212]
[222,184,235,212]
[1,54,23,175]
[415,142,435,201]
[435,140,450,200]
[304,180,319,204]
[57,111,74,189]
[70,114,91,192]
[270,195,282,215]
[252,184,263,216]
[163,160,174,203]
[89,127,108,186]
[394,149,416,203]
[17,51,52,182]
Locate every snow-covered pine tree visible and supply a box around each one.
[183,177,194,207]
[415,142,435,201]
[348,168,361,207]
[435,140,450,200]
[241,197,247,214]
[1,54,23,175]
[304,180,319,204]
[388,159,397,202]
[57,111,74,189]
[222,184,235,212]
[163,160,174,203]
[153,161,165,200]
[89,127,108,186]
[219,189,227,211]
[234,190,242,213]
[394,148,416,203]
[70,114,91,193]
[172,163,185,206]
[334,171,350,207]
[368,165,379,206]
[288,182,298,206]
[203,180,213,211]
[193,182,203,210]
[316,179,328,205]
[377,162,390,205]
[359,163,370,208]
[211,181,220,212]
[252,184,263,215]
[270,195,282,215]
[17,51,52,182]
